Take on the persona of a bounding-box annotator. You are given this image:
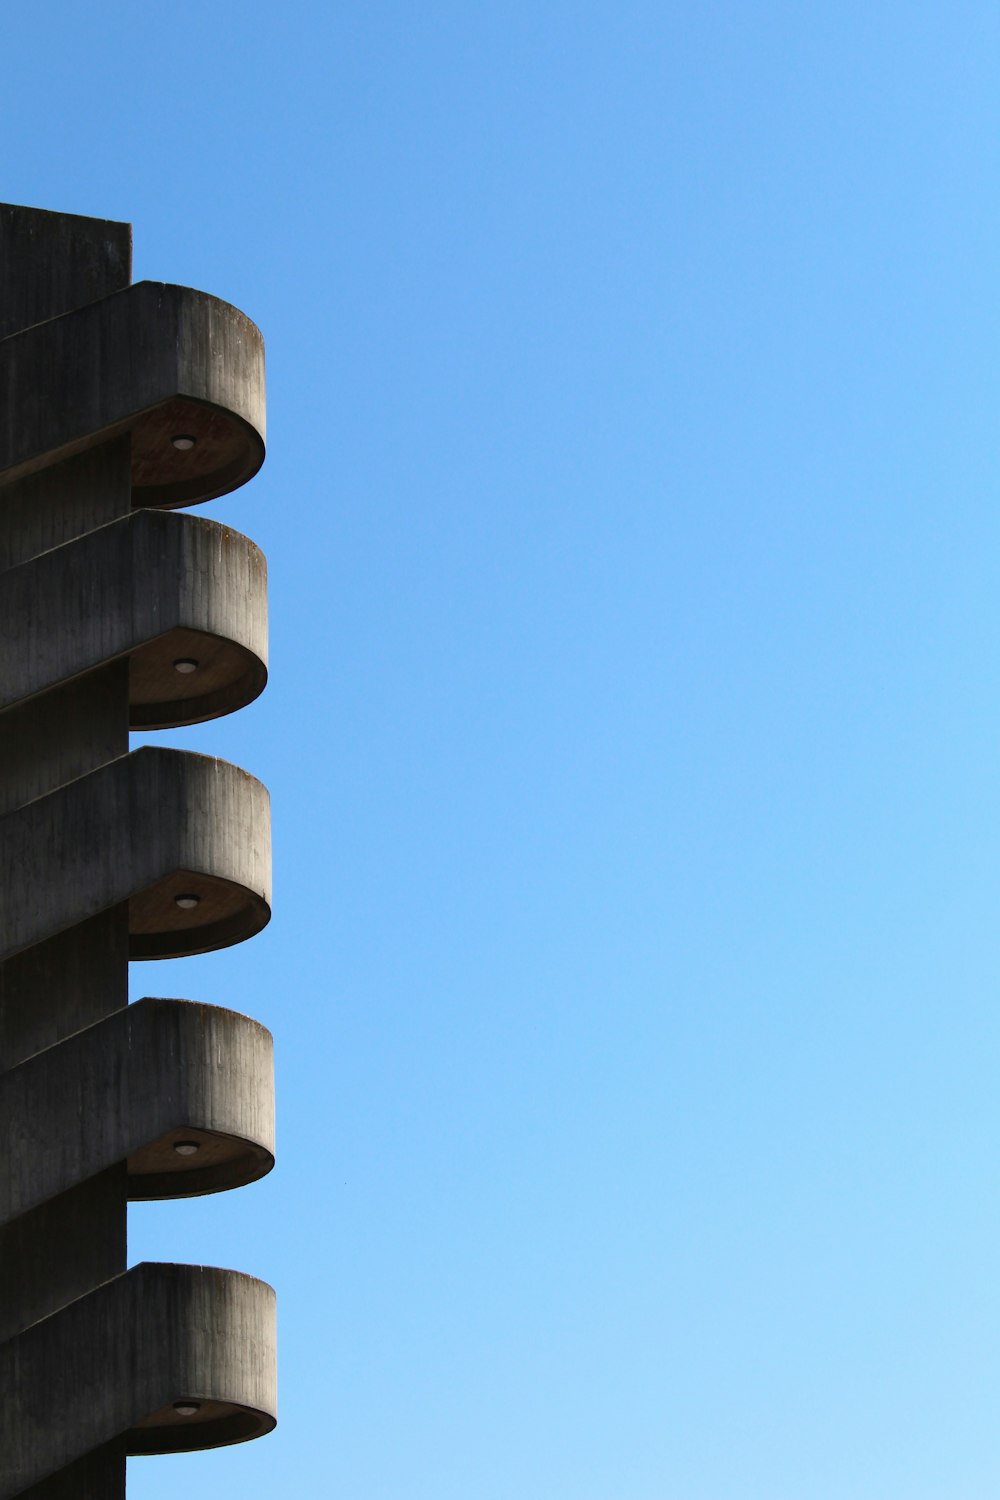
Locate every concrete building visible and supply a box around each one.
[0,204,277,1497]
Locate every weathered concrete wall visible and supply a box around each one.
[0,441,136,572]
[0,508,268,726]
[0,282,265,504]
[1,998,275,1218]
[0,203,276,1497]
[0,907,129,1072]
[0,207,134,1500]
[0,1263,277,1495]
[0,203,131,341]
[0,747,271,961]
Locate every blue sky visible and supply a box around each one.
[6,3,1000,1496]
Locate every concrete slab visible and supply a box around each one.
[0,747,271,961]
[0,1262,276,1495]
[0,508,268,727]
[0,282,265,507]
[1,998,274,1222]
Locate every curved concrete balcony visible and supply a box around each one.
[0,1262,276,1495]
[0,747,271,961]
[0,282,265,508]
[0,999,274,1223]
[0,509,267,728]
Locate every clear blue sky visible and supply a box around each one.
[6,4,1000,1496]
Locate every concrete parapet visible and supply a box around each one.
[0,1262,277,1496]
[1,998,274,1221]
[0,508,268,727]
[0,746,271,961]
[0,282,265,507]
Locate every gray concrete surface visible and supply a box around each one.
[0,507,268,727]
[0,203,131,342]
[0,281,265,506]
[0,207,134,1500]
[0,440,135,572]
[0,746,271,962]
[0,1263,277,1496]
[0,201,276,1497]
[1,998,274,1219]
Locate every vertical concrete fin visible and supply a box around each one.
[0,210,134,1391]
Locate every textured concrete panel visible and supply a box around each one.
[1,999,274,1222]
[0,1168,127,1346]
[0,747,271,961]
[0,282,265,507]
[0,429,135,573]
[0,224,135,1453]
[0,662,129,819]
[0,201,275,1500]
[0,203,131,341]
[0,508,268,727]
[0,908,129,1072]
[0,1262,277,1496]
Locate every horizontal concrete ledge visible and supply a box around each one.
[0,747,271,962]
[0,509,267,728]
[0,999,274,1223]
[0,281,264,508]
[0,1262,276,1495]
